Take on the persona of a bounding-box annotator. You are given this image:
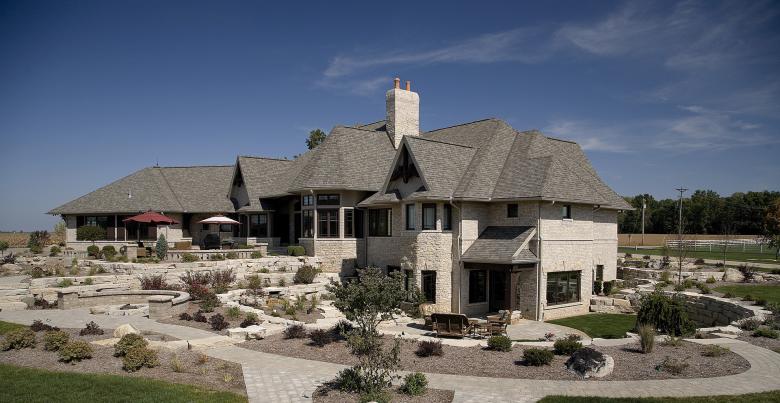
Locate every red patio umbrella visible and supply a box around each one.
[122,211,179,225]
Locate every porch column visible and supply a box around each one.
[114,215,118,241]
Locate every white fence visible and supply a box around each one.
[665,238,771,253]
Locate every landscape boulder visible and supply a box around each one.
[565,348,614,379]
[227,325,267,341]
[722,268,744,283]
[113,323,140,338]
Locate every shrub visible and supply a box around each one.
[662,335,684,347]
[659,270,671,283]
[250,251,263,259]
[706,276,717,284]
[738,264,756,282]
[226,306,242,319]
[657,356,689,375]
[287,245,306,256]
[181,253,200,262]
[636,291,696,336]
[334,367,363,393]
[702,344,730,357]
[56,278,73,288]
[101,245,117,260]
[331,319,354,339]
[29,244,43,254]
[155,234,168,260]
[723,292,734,298]
[293,265,319,285]
[278,278,287,287]
[743,294,754,302]
[696,283,711,294]
[593,281,602,295]
[553,338,582,355]
[738,317,763,331]
[416,340,443,357]
[210,269,235,293]
[694,258,705,265]
[86,245,101,258]
[208,313,230,331]
[30,320,58,332]
[43,330,70,351]
[193,310,208,323]
[602,280,615,295]
[0,328,36,350]
[240,312,259,328]
[400,372,427,396]
[179,312,193,321]
[283,324,307,339]
[114,333,148,357]
[523,348,554,366]
[209,253,225,261]
[755,298,768,306]
[309,329,333,347]
[643,255,651,259]
[83,277,93,285]
[673,283,686,292]
[487,335,512,352]
[79,321,104,336]
[57,340,93,364]
[625,253,632,258]
[49,245,61,256]
[139,274,168,290]
[637,323,655,354]
[753,327,780,339]
[0,240,8,255]
[76,226,105,242]
[199,292,220,312]
[123,346,159,372]
[225,252,239,260]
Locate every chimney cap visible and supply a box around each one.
[393,77,400,89]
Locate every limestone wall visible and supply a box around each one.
[678,292,761,327]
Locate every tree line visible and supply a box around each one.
[618,190,780,235]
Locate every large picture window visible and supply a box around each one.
[368,209,391,237]
[468,270,487,303]
[421,270,436,303]
[249,214,268,237]
[405,204,415,230]
[302,210,314,238]
[546,271,581,305]
[318,209,339,238]
[77,215,112,240]
[422,204,436,230]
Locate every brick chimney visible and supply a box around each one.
[386,77,419,149]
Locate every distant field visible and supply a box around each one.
[618,246,779,265]
[0,232,64,248]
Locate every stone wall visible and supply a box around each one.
[58,289,190,319]
[305,238,364,273]
[620,267,724,283]
[677,292,761,327]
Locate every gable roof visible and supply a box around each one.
[49,166,234,215]
[236,156,295,205]
[397,136,476,199]
[461,226,538,264]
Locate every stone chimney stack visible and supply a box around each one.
[386,77,419,149]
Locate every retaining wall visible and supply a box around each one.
[57,289,190,319]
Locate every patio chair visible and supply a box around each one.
[431,313,470,338]
[485,311,512,336]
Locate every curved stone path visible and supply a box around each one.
[1,309,779,402]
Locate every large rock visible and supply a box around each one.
[113,323,140,338]
[227,325,267,341]
[565,348,614,379]
[722,268,744,283]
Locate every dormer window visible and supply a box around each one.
[562,204,572,219]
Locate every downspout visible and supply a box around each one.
[536,202,542,321]
[448,198,462,313]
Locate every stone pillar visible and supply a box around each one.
[148,295,173,320]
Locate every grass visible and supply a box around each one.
[539,391,780,403]
[547,313,636,339]
[713,284,780,305]
[0,320,25,335]
[0,363,247,403]
[618,246,779,265]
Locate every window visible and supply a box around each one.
[317,194,340,205]
[405,204,416,230]
[421,271,436,303]
[595,265,604,282]
[368,209,391,236]
[442,204,452,231]
[302,210,314,238]
[219,224,233,233]
[77,216,111,240]
[354,209,364,238]
[468,270,487,303]
[422,204,436,230]
[546,271,581,305]
[318,209,339,238]
[562,204,572,219]
[249,214,268,237]
[344,209,354,237]
[302,195,314,207]
[201,224,209,231]
[507,204,518,218]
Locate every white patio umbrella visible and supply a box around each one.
[197,216,240,225]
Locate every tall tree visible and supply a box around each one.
[764,198,780,260]
[305,129,327,149]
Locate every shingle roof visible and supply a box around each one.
[399,136,476,199]
[462,226,538,264]
[49,166,234,214]
[236,156,295,203]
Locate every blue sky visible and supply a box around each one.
[1,0,779,231]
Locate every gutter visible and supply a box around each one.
[536,201,542,321]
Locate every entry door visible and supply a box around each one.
[274,213,290,245]
[489,271,507,312]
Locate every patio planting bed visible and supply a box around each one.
[313,384,454,403]
[539,391,780,403]
[240,333,749,381]
[0,363,247,403]
[547,314,637,339]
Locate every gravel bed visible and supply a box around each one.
[737,334,780,351]
[314,384,454,403]
[0,328,245,395]
[241,334,749,381]
[158,305,242,334]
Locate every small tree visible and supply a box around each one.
[0,240,8,257]
[76,226,106,244]
[155,234,168,260]
[305,129,327,150]
[53,220,66,245]
[764,198,780,261]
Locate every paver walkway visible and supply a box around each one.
[2,310,779,402]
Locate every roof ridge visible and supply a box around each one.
[334,125,388,134]
[157,165,234,169]
[238,155,293,162]
[354,119,385,127]
[405,136,475,149]
[157,168,185,211]
[422,117,498,134]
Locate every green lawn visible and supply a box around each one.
[0,363,247,403]
[713,284,780,305]
[539,391,780,403]
[618,247,779,266]
[547,313,636,339]
[0,320,25,335]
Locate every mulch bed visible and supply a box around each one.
[0,328,246,395]
[241,334,750,381]
[314,384,454,403]
[158,305,243,334]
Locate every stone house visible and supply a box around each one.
[49,78,631,320]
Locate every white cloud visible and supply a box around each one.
[545,120,630,153]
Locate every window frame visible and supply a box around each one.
[507,204,518,218]
[421,270,437,303]
[302,210,314,238]
[317,194,340,206]
[405,203,416,230]
[595,265,604,282]
[468,269,487,304]
[546,270,581,306]
[368,208,392,237]
[344,208,354,238]
[562,204,572,219]
[422,203,436,230]
[249,213,268,237]
[317,209,339,238]
[302,195,314,207]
